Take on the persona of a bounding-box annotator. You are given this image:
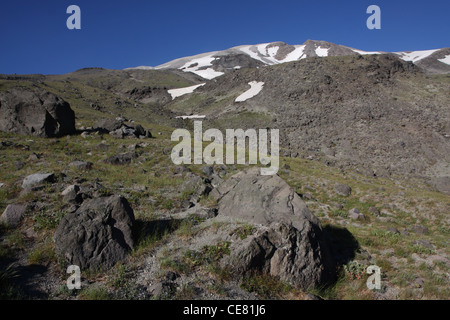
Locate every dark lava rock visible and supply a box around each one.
[54,195,135,270]
[215,168,335,289]
[0,87,75,137]
[334,183,352,196]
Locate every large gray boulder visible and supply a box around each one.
[179,172,213,202]
[213,168,320,229]
[430,176,450,195]
[94,118,151,139]
[0,204,26,227]
[0,88,75,137]
[225,223,335,289]
[54,195,135,270]
[22,173,55,189]
[104,152,136,165]
[94,118,124,132]
[215,168,335,289]
[334,183,352,197]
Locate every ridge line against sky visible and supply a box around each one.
[0,0,449,75]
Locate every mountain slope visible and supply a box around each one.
[0,67,205,127]
[128,40,450,79]
[164,53,450,181]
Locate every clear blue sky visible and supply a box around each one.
[1,0,449,75]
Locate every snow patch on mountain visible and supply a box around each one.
[351,49,381,55]
[438,55,450,65]
[235,81,264,102]
[396,49,439,63]
[267,46,279,57]
[124,66,154,70]
[192,68,224,80]
[238,44,278,65]
[315,47,329,57]
[280,45,306,62]
[178,55,224,79]
[175,115,206,119]
[257,43,269,56]
[168,83,206,100]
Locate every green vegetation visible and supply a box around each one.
[240,272,293,299]
[234,224,255,240]
[183,241,231,268]
[0,264,21,299]
[78,286,111,300]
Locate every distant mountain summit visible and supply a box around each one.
[127,40,450,79]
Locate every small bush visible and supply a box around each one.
[234,224,255,240]
[240,272,292,299]
[343,261,366,280]
[0,264,21,299]
[79,286,111,300]
[183,241,231,267]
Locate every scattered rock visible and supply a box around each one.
[334,183,352,196]
[104,152,136,165]
[303,192,313,200]
[201,166,214,177]
[0,87,76,137]
[61,185,82,204]
[54,195,135,269]
[95,118,150,140]
[332,203,344,210]
[412,225,428,235]
[69,161,93,170]
[134,124,146,137]
[23,226,37,239]
[173,165,191,176]
[430,176,450,195]
[322,147,335,157]
[400,229,410,236]
[179,172,213,202]
[80,131,91,139]
[127,144,139,152]
[387,227,400,234]
[61,184,80,196]
[214,164,228,178]
[14,161,25,171]
[174,204,218,220]
[22,173,55,189]
[414,278,424,288]
[96,143,109,151]
[209,174,224,188]
[27,153,40,161]
[163,271,180,282]
[385,203,398,211]
[348,208,365,220]
[368,206,381,216]
[94,118,123,132]
[414,239,434,250]
[280,150,290,157]
[148,281,176,298]
[109,128,125,139]
[0,204,27,227]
